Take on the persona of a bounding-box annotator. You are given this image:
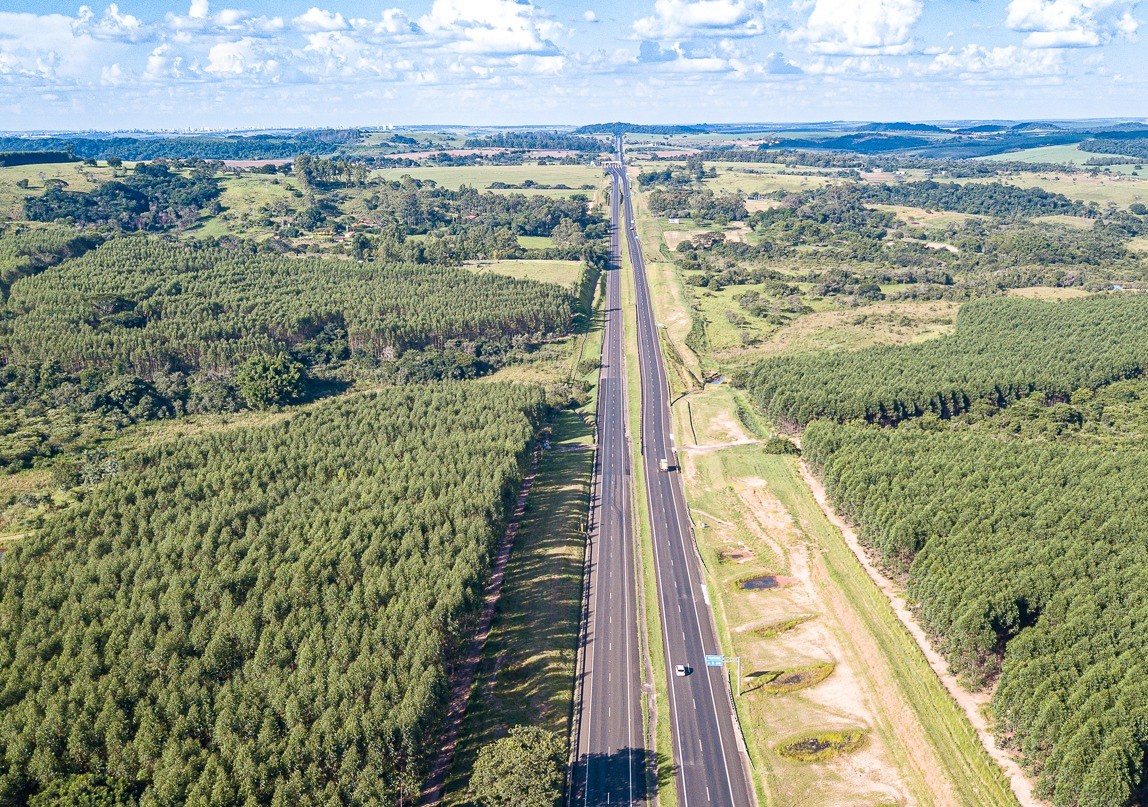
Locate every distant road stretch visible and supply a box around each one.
[569,153,648,807]
[613,137,755,807]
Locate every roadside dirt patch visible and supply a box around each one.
[749,614,815,639]
[719,544,755,564]
[739,574,797,590]
[707,410,751,445]
[778,730,868,763]
[799,462,1043,807]
[754,662,836,695]
[720,471,914,804]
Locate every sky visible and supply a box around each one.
[0,0,1144,130]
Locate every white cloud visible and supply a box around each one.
[418,0,562,55]
[927,44,1065,76]
[1005,0,1138,48]
[583,11,599,22]
[165,1,284,37]
[100,62,126,84]
[802,55,905,76]
[293,7,348,33]
[509,53,567,74]
[144,43,184,80]
[299,31,399,78]
[0,10,113,83]
[794,0,923,54]
[204,37,281,78]
[74,4,150,43]
[633,0,767,39]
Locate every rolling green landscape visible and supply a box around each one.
[2,106,1148,807]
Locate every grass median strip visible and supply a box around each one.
[443,431,594,805]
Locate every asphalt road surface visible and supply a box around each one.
[614,139,755,807]
[569,157,648,807]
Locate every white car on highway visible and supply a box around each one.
[675,664,689,677]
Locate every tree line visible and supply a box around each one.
[462,132,605,152]
[740,294,1148,426]
[0,131,360,162]
[0,383,547,805]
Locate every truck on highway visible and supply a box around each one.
[658,458,669,472]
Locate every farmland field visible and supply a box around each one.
[372,163,602,193]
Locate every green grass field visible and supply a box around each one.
[981,143,1146,173]
[465,258,581,287]
[443,436,593,805]
[963,170,1148,208]
[0,161,112,220]
[515,234,555,250]
[981,143,1096,165]
[372,164,603,194]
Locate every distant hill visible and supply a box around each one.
[955,124,1009,134]
[860,122,946,133]
[1010,122,1063,132]
[761,133,932,153]
[574,122,708,136]
[0,130,361,161]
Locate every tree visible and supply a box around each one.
[28,774,134,806]
[468,727,565,807]
[235,353,306,409]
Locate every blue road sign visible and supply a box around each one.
[705,654,724,667]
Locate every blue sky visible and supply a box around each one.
[0,0,1144,130]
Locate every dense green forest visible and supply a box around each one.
[0,384,546,806]
[802,422,1148,807]
[0,224,101,299]
[856,180,1091,218]
[1080,137,1148,160]
[462,131,604,152]
[0,151,77,168]
[25,164,221,231]
[0,234,586,468]
[740,295,1148,425]
[3,238,576,374]
[0,131,360,161]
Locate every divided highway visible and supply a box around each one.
[569,158,647,806]
[614,139,755,806]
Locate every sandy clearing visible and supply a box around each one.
[746,198,784,212]
[926,241,959,253]
[707,410,751,445]
[799,462,1044,807]
[734,476,912,805]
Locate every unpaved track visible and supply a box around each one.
[420,453,539,805]
[799,463,1044,807]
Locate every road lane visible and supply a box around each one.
[612,138,754,807]
[570,157,647,807]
